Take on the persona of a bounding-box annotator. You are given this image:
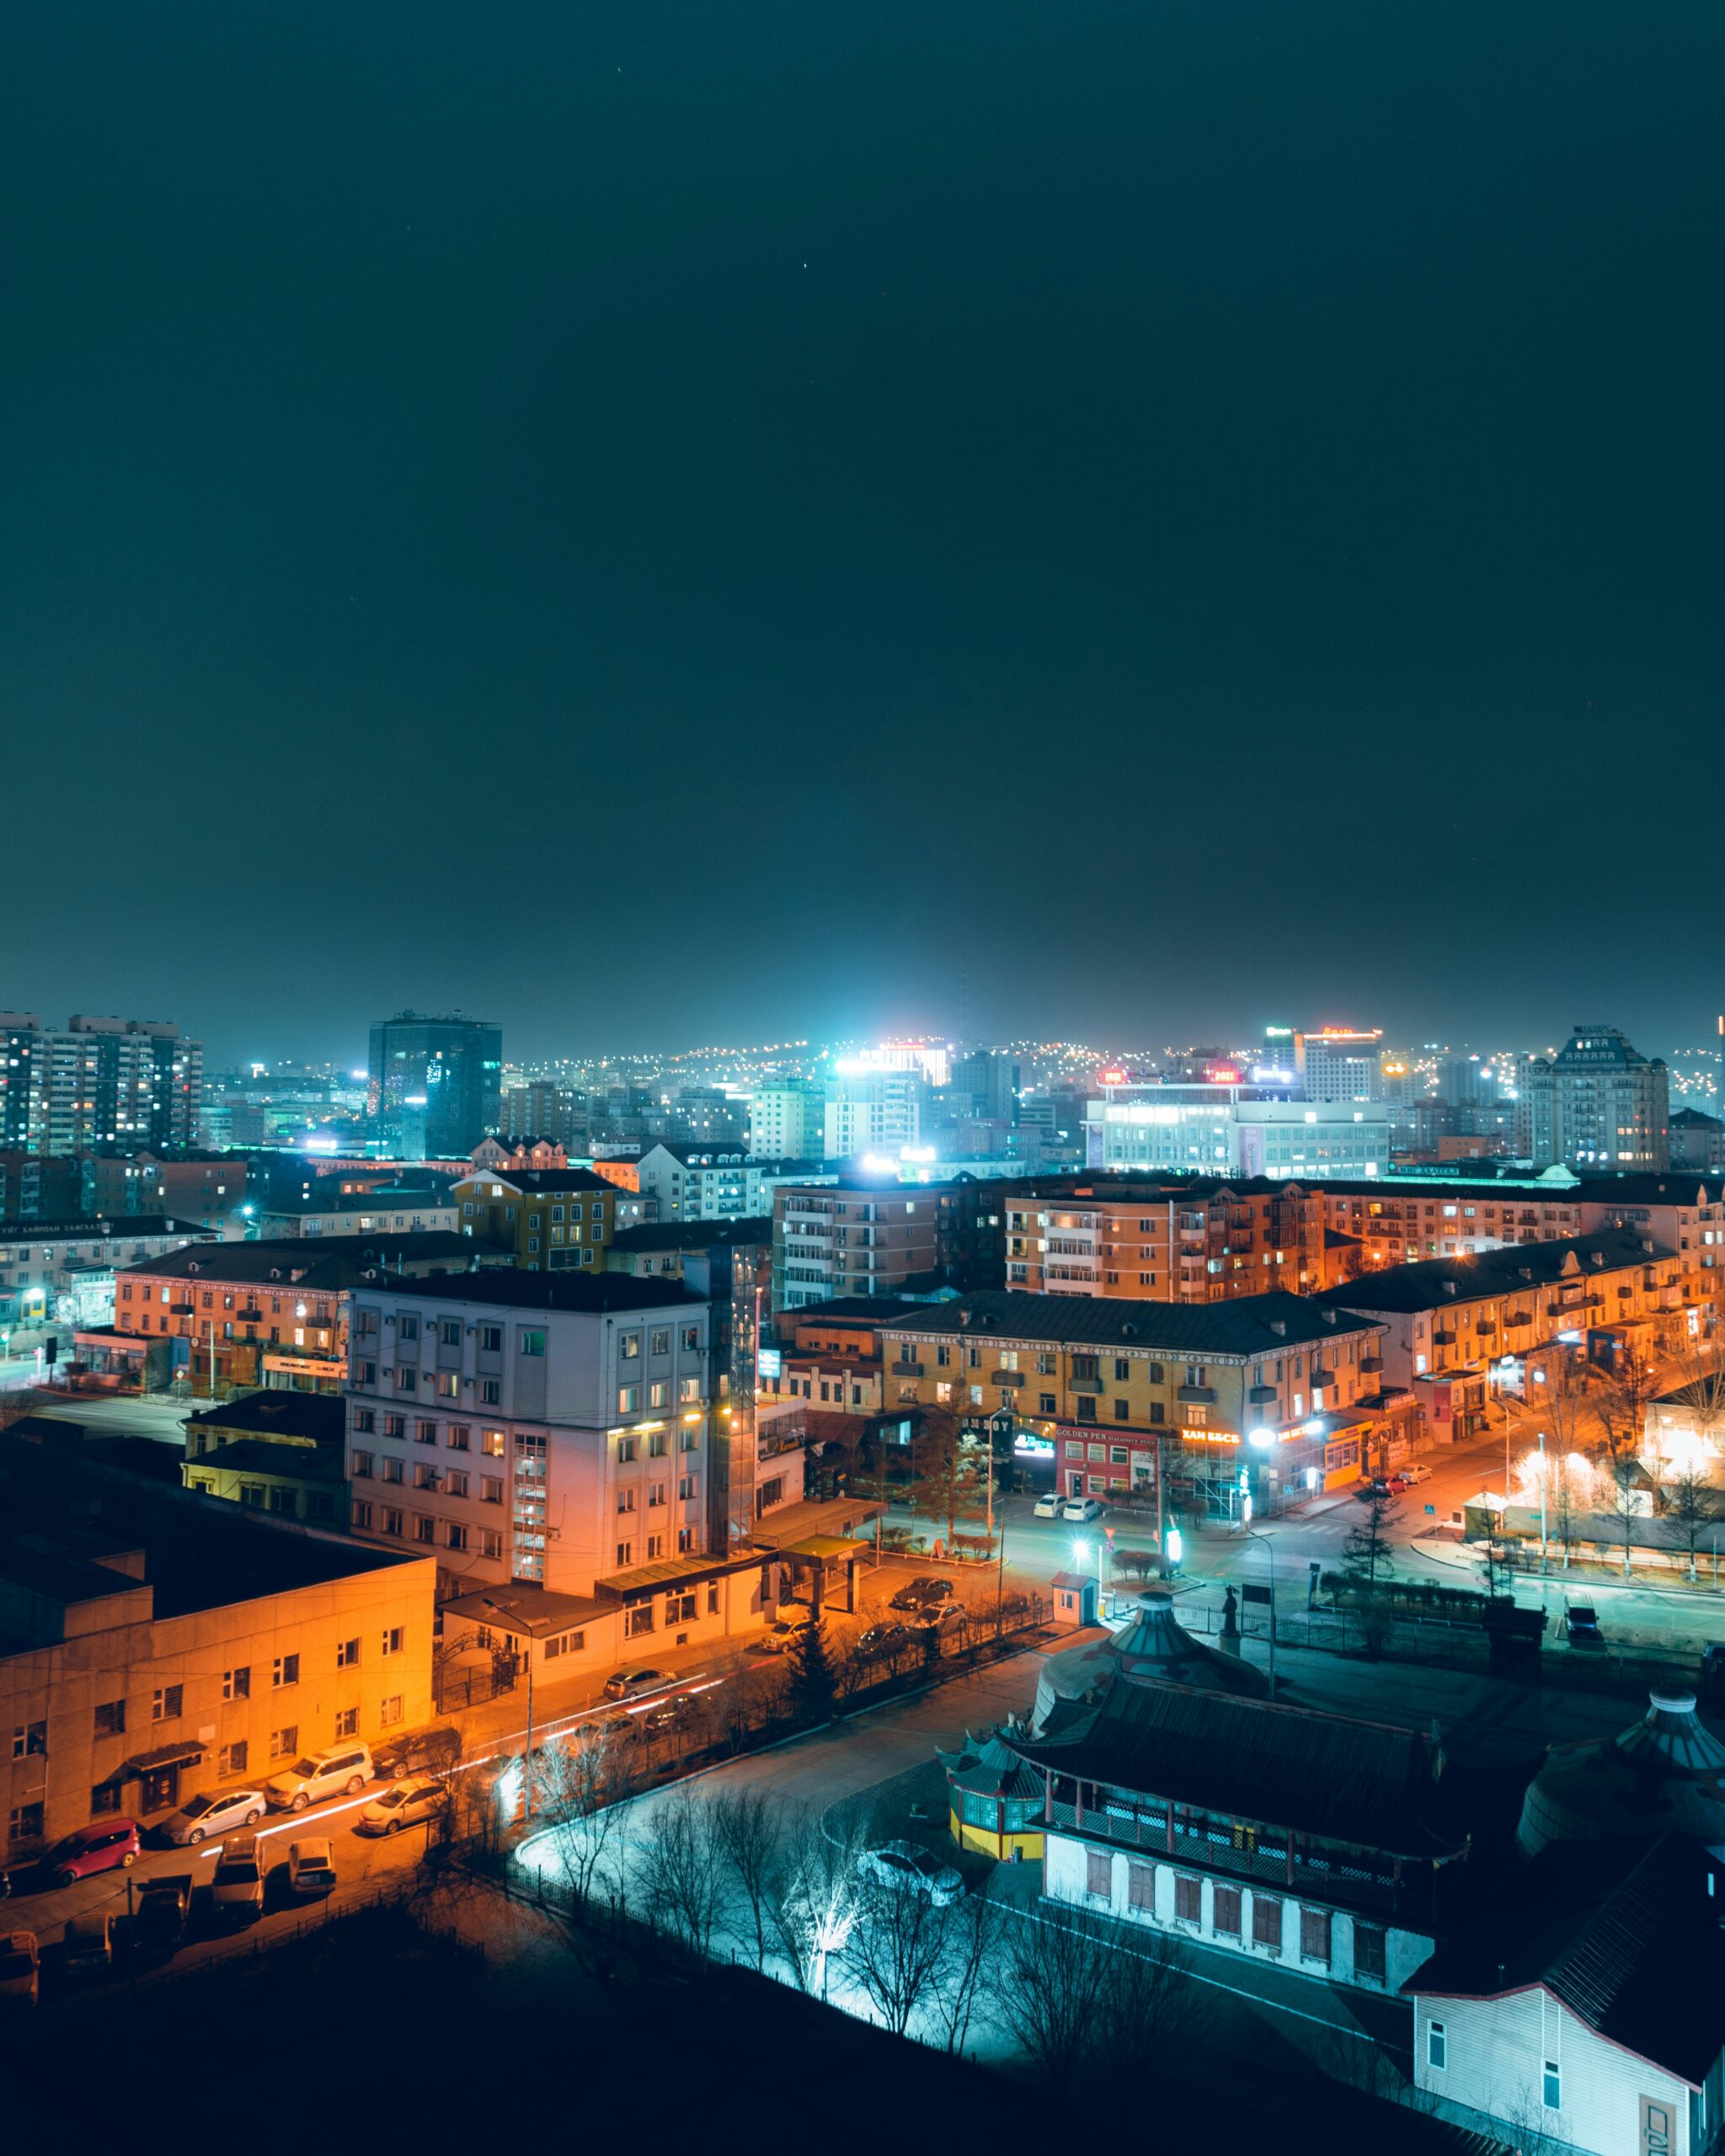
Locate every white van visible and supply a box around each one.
[265,1742,374,1812]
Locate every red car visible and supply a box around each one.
[44,1820,141,1889]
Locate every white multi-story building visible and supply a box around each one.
[0,1215,215,1328]
[634,1145,829,1223]
[1085,1084,1389,1180]
[746,1085,820,1161]
[824,1070,923,1161]
[344,1273,718,1604]
[1294,1028,1385,1102]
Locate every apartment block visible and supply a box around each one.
[0,1431,433,1851]
[0,1014,203,1157]
[1315,1229,1692,1439]
[879,1289,1388,1515]
[1527,1024,1669,1171]
[1001,1177,1327,1300]
[451,1167,646,1269]
[772,1180,943,1309]
[344,1273,715,1603]
[88,1231,482,1394]
[1086,1081,1390,1179]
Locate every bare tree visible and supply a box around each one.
[1663,1459,1715,1583]
[846,1875,955,2036]
[927,1872,1003,2057]
[710,1786,789,1972]
[1599,1342,1658,1466]
[1603,1455,1647,1581]
[769,1809,864,1997]
[1090,1924,1196,2095]
[993,1910,1115,2094]
[1111,1548,1161,1588]
[531,1720,638,1913]
[638,1783,728,1956]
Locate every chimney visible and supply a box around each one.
[1270,1319,1286,1337]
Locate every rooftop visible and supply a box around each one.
[453,1167,620,1196]
[608,1216,773,1254]
[1408,1833,1725,2085]
[1314,1229,1671,1316]
[347,1270,705,1314]
[187,1437,344,1481]
[0,1434,422,1636]
[116,1231,497,1289]
[185,1390,345,1446]
[877,1287,1383,1356]
[0,1216,213,1248]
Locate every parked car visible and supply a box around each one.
[161,1787,266,1846]
[857,1841,964,1906]
[43,1820,141,1890]
[855,1623,913,1661]
[1354,1479,1393,1503]
[1565,1604,1604,1646]
[747,1615,817,1655]
[286,1838,337,1898]
[1062,1496,1106,1523]
[1398,1462,1434,1486]
[601,1668,667,1701]
[371,1727,462,1785]
[211,1836,266,1924]
[265,1742,374,1812]
[357,1777,449,1837]
[1033,1492,1064,1520]
[0,1931,39,2008]
[61,1913,113,1976]
[640,1695,696,1737]
[1382,1473,1410,1492]
[888,1577,954,1614]
[132,1875,191,1958]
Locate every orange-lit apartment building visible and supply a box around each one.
[1001,1178,1329,1302]
[1321,1172,1723,1316]
[86,1231,488,1395]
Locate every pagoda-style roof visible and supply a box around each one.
[1007,1680,1459,1860]
[937,1726,1045,1804]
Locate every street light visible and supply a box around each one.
[1242,1527,1278,1699]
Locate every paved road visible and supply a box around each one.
[28,1394,198,1444]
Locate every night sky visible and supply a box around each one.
[4,4,1722,1063]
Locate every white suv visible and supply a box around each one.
[265,1742,374,1812]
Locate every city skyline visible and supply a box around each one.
[7,3,1722,1066]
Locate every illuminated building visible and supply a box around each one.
[1526,1024,1669,1171]
[823,1066,923,1159]
[1086,1077,1389,1178]
[1,1215,215,1333]
[979,1589,1465,1993]
[1315,1228,1690,1441]
[1295,1027,1386,1102]
[746,1081,822,1159]
[91,1231,479,1393]
[451,1167,645,1268]
[344,1270,715,1602]
[0,1014,203,1157]
[1001,1176,1327,1300]
[366,1010,502,1160]
[0,1429,434,1849]
[773,1177,942,1308]
[878,1289,1389,1515]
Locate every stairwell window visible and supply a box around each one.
[1542,2062,1560,2111]
[1426,2021,1446,2072]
